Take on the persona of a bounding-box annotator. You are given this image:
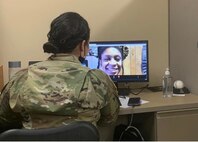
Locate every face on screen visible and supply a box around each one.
[98,47,123,75]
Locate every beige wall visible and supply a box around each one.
[170,0,198,94]
[0,0,168,86]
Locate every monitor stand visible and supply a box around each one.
[114,82,131,96]
[118,88,131,96]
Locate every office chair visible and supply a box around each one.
[0,121,100,141]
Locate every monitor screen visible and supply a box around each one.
[84,40,149,82]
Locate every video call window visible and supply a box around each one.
[84,41,149,82]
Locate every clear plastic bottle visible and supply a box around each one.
[162,68,173,98]
[8,61,21,80]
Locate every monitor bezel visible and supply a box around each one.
[88,40,149,83]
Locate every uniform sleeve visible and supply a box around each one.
[81,69,120,126]
[95,71,120,126]
[0,69,27,132]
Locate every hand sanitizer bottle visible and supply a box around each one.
[162,68,173,98]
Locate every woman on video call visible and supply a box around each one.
[98,46,129,75]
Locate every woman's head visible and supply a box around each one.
[98,46,123,75]
[43,12,90,54]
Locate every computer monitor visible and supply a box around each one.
[84,40,149,83]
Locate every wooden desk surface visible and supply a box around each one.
[119,90,198,115]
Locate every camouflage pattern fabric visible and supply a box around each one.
[0,54,119,130]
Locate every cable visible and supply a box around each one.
[118,107,144,141]
[128,109,134,126]
[130,84,149,95]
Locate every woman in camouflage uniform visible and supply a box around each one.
[0,12,120,139]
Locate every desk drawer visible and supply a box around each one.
[156,108,198,141]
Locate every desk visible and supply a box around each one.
[117,90,198,141]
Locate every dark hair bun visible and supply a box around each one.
[43,42,59,53]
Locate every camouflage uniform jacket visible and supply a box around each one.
[0,54,120,131]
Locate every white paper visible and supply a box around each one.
[172,93,185,96]
[119,96,149,108]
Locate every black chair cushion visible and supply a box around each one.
[0,121,99,141]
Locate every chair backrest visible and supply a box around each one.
[0,121,99,141]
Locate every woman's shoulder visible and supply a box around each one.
[88,69,108,78]
[10,69,28,82]
[87,69,113,84]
